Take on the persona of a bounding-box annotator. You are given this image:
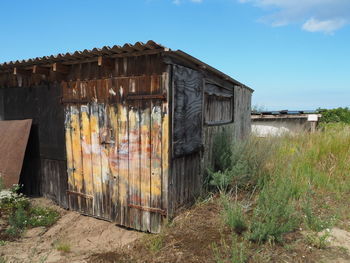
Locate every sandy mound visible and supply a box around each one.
[1,198,143,263]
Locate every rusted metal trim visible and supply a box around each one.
[128,204,167,216]
[126,94,166,101]
[66,190,93,200]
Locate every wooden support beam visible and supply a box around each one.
[52,63,70,74]
[98,56,114,69]
[32,65,50,75]
[13,67,30,75]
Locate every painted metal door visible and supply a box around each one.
[63,76,168,233]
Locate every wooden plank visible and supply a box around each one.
[108,105,119,221]
[150,101,162,233]
[32,65,50,76]
[52,63,70,74]
[140,101,151,232]
[161,102,169,217]
[80,105,94,215]
[128,102,141,230]
[90,102,103,217]
[99,104,111,220]
[70,106,84,212]
[117,102,129,227]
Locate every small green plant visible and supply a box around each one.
[0,256,6,263]
[6,206,28,237]
[248,177,299,244]
[146,234,164,253]
[212,235,248,263]
[28,207,60,227]
[305,231,331,249]
[55,242,71,253]
[221,195,247,234]
[0,240,7,246]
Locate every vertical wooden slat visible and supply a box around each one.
[108,105,119,221]
[140,101,151,232]
[99,104,111,219]
[65,106,76,210]
[150,101,162,233]
[117,102,129,227]
[70,105,84,212]
[90,102,103,217]
[81,105,94,215]
[128,102,141,230]
[161,102,169,216]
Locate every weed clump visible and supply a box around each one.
[248,177,299,244]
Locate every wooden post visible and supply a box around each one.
[32,65,50,76]
[52,63,70,74]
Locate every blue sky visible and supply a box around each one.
[0,0,349,110]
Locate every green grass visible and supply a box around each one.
[212,235,248,263]
[55,242,71,253]
[211,124,350,249]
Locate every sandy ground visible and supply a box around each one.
[0,198,143,263]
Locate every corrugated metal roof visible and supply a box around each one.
[0,40,165,70]
[0,40,253,91]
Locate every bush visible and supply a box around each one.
[28,207,60,227]
[209,133,276,193]
[318,107,350,124]
[248,176,299,244]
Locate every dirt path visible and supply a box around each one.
[0,198,143,263]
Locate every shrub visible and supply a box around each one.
[28,207,60,227]
[318,107,350,124]
[221,194,247,234]
[248,176,299,244]
[209,133,276,193]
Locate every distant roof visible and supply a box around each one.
[251,110,321,120]
[0,40,252,91]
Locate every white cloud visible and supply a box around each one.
[302,17,346,34]
[239,0,350,33]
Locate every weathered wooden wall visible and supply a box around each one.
[168,65,203,215]
[0,84,67,207]
[61,54,169,233]
[234,85,252,140]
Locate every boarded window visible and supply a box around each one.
[205,95,233,125]
[204,82,233,125]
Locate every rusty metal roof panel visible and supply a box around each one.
[0,40,165,70]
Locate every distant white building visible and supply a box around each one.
[251,111,321,137]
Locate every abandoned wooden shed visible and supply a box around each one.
[0,41,253,232]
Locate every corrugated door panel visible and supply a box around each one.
[117,103,129,227]
[90,103,103,218]
[99,104,111,220]
[65,107,78,210]
[80,105,94,215]
[128,102,141,230]
[108,105,119,221]
[70,106,85,212]
[150,102,162,233]
[140,101,151,232]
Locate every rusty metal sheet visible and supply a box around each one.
[0,119,32,188]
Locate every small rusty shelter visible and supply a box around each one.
[0,41,252,232]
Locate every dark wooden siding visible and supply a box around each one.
[168,65,203,216]
[0,84,67,207]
